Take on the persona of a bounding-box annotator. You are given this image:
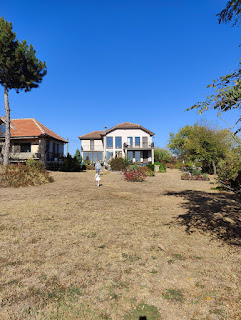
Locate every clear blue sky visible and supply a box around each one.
[1,0,240,155]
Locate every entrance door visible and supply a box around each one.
[143,150,148,162]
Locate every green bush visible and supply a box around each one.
[26,158,45,171]
[129,164,138,171]
[109,157,125,171]
[159,162,167,172]
[147,164,154,171]
[0,164,53,187]
[60,155,81,172]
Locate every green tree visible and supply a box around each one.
[187,1,241,134]
[154,147,172,163]
[0,17,47,165]
[168,124,233,174]
[74,149,82,163]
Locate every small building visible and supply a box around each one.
[79,122,155,164]
[0,118,67,164]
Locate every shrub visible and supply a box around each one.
[26,158,45,171]
[110,157,125,171]
[60,155,81,172]
[147,164,154,171]
[136,166,155,176]
[166,163,175,169]
[159,162,167,173]
[181,172,209,181]
[0,164,53,188]
[124,169,146,182]
[129,164,138,171]
[217,155,241,190]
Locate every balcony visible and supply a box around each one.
[9,152,41,162]
[123,142,154,150]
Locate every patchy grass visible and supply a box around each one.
[0,169,240,319]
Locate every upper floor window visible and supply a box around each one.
[107,137,113,148]
[0,124,6,137]
[115,136,122,149]
[135,137,140,146]
[127,137,133,146]
[90,140,94,150]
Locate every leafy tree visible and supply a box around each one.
[187,1,241,134]
[217,0,241,25]
[154,147,172,163]
[74,149,82,163]
[0,17,47,165]
[168,124,233,174]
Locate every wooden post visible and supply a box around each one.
[67,137,69,155]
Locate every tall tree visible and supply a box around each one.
[187,1,241,134]
[0,17,47,165]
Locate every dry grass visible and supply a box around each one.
[0,169,240,320]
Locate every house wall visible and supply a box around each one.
[81,139,104,152]
[106,129,152,160]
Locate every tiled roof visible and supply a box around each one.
[9,118,67,143]
[106,122,155,136]
[78,130,105,140]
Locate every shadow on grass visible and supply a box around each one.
[165,190,241,246]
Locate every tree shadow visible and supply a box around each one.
[165,190,241,246]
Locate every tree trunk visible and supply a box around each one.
[212,160,216,175]
[3,84,10,166]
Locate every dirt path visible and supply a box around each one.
[0,169,240,319]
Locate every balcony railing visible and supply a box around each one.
[123,142,154,149]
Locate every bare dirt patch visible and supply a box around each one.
[0,169,240,319]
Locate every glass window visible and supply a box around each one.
[93,152,98,163]
[115,136,122,149]
[135,137,140,146]
[107,137,113,148]
[135,151,140,162]
[127,137,133,146]
[90,140,94,150]
[107,151,113,161]
[98,152,103,161]
[83,152,89,161]
[20,143,31,152]
[0,124,6,137]
[127,151,133,162]
[116,151,122,157]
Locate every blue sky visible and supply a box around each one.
[1,0,240,155]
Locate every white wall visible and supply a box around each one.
[81,139,104,152]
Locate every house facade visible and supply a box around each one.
[79,122,155,164]
[0,118,67,164]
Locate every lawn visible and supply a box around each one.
[0,169,240,320]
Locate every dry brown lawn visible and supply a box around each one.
[0,169,240,320]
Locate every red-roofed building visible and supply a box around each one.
[78,122,155,164]
[0,118,67,164]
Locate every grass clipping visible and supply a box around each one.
[0,164,54,187]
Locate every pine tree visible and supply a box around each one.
[0,17,47,165]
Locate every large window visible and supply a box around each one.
[0,124,6,137]
[135,151,141,162]
[83,152,103,163]
[107,137,113,148]
[14,143,31,153]
[90,140,94,150]
[135,137,140,147]
[115,136,122,149]
[127,137,133,146]
[107,151,113,161]
[127,151,133,162]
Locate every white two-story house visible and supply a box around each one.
[79,122,155,164]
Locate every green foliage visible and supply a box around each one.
[124,302,161,320]
[217,0,241,25]
[0,17,47,92]
[109,157,125,171]
[129,164,138,171]
[26,159,45,171]
[147,164,155,171]
[168,124,234,173]
[74,149,82,163]
[0,164,53,187]
[60,155,81,172]
[154,148,172,163]
[159,162,167,172]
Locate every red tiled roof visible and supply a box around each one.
[78,130,105,140]
[10,118,67,143]
[106,122,155,136]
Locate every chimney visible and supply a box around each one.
[105,126,107,131]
